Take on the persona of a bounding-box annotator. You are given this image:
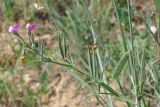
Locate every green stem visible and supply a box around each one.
[113,0,127,52]
[96,49,113,107]
[81,0,113,106]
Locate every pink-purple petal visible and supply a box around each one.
[26,23,36,30]
[9,23,20,33]
[14,23,20,30]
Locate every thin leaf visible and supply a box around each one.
[112,51,129,79]
[88,49,94,78]
[140,50,146,94]
[98,81,120,97]
[58,34,64,59]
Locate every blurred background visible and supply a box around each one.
[0,0,158,107]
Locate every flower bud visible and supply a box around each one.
[26,23,36,31]
[9,23,20,33]
[34,3,44,10]
[150,26,157,35]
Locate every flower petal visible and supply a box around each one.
[26,23,36,30]
[9,23,20,33]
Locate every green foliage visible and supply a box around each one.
[153,0,160,15]
[112,51,129,79]
[1,0,160,106]
[4,0,14,18]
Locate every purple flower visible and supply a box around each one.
[9,23,20,33]
[26,23,36,31]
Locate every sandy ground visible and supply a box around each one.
[0,1,155,106]
[0,32,102,107]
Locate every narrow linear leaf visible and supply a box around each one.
[112,51,129,79]
[63,35,67,58]
[140,50,146,93]
[149,66,160,82]
[58,35,64,59]
[118,96,134,104]
[98,81,120,97]
[88,49,94,78]
[98,82,134,103]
